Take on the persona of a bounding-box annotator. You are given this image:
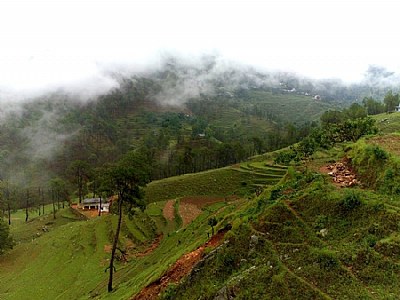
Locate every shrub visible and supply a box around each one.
[314,215,328,230]
[314,249,339,270]
[0,220,13,254]
[274,149,297,165]
[340,191,362,213]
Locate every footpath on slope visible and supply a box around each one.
[131,229,228,300]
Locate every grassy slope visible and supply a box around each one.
[0,160,287,300]
[0,208,157,300]
[167,163,400,299]
[373,111,400,133]
[160,118,400,299]
[145,163,287,203]
[246,91,334,124]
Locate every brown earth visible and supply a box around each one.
[71,204,105,219]
[163,196,236,228]
[134,235,163,258]
[178,202,202,227]
[163,200,175,222]
[320,159,359,188]
[131,229,228,300]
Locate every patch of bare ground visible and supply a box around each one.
[320,159,359,188]
[131,229,228,300]
[178,196,238,227]
[179,203,202,227]
[163,200,175,222]
[368,134,400,156]
[134,235,163,258]
[71,204,104,219]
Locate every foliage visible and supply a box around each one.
[0,219,13,254]
[208,216,218,235]
[362,96,385,115]
[383,90,400,112]
[339,190,362,213]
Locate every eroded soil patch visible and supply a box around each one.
[163,200,175,222]
[131,229,228,300]
[178,203,202,227]
[320,160,359,188]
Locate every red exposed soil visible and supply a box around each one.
[134,235,163,258]
[131,230,227,300]
[163,200,175,222]
[71,204,106,218]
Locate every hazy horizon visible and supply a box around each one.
[1,0,400,100]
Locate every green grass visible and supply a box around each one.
[163,166,400,299]
[145,163,287,203]
[373,112,400,133]
[245,91,334,125]
[0,207,158,300]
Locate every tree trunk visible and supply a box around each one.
[7,203,11,225]
[25,190,29,222]
[38,187,41,216]
[51,189,56,219]
[108,195,123,292]
[42,189,45,215]
[98,196,102,217]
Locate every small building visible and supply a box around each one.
[314,95,321,101]
[80,198,110,213]
[395,105,400,112]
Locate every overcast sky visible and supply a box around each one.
[1,0,399,95]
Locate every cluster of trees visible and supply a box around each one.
[0,219,13,254]
[275,108,378,164]
[0,178,70,228]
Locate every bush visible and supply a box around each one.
[274,149,297,165]
[314,249,339,270]
[0,220,13,254]
[340,191,362,213]
[314,215,328,230]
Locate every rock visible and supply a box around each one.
[250,235,259,245]
[213,286,236,300]
[319,228,328,237]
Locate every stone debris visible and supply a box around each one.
[326,162,359,187]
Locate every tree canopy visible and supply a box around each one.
[0,220,13,254]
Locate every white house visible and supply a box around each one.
[80,198,110,213]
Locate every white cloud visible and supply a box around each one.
[1,0,400,97]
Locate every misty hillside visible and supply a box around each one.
[2,56,400,299]
[0,57,347,199]
[1,105,400,299]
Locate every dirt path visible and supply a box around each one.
[163,200,175,222]
[131,230,227,300]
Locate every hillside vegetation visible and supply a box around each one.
[0,157,288,299]
[159,116,400,299]
[2,61,400,299]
